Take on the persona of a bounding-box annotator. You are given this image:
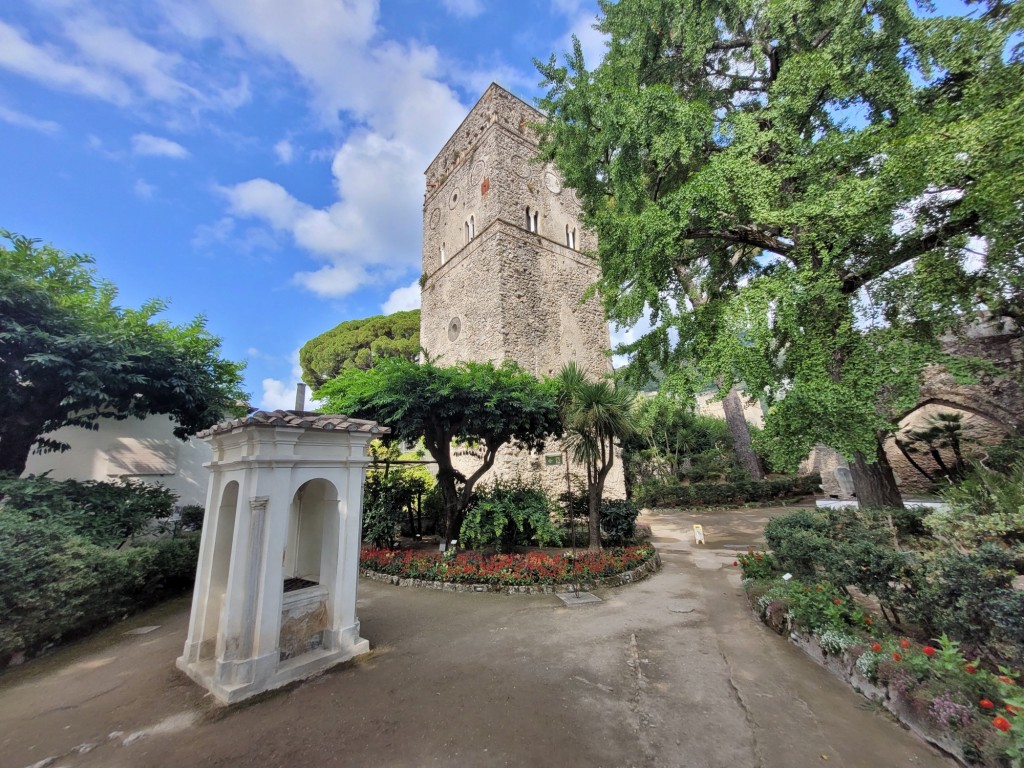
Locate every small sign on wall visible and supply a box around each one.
[693,524,705,545]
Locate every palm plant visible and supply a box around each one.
[557,362,636,550]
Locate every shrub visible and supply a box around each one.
[900,545,1023,668]
[926,460,1024,547]
[0,508,199,663]
[0,473,177,547]
[177,504,205,532]
[600,499,640,545]
[634,474,820,508]
[460,479,559,551]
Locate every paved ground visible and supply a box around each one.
[1,504,955,768]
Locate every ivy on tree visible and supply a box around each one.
[536,0,1023,507]
[0,232,247,477]
[316,357,561,543]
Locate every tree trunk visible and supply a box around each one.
[850,437,904,509]
[0,425,39,477]
[722,385,764,481]
[588,484,601,551]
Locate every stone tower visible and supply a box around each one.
[419,83,624,498]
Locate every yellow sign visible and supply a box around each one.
[693,524,705,545]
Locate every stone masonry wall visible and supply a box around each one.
[421,83,623,501]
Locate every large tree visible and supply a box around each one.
[537,0,1023,507]
[299,310,420,391]
[316,357,561,542]
[0,232,247,476]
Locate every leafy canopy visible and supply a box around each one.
[299,309,420,391]
[0,232,247,475]
[316,356,561,540]
[537,0,1023,471]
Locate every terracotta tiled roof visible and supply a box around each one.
[197,410,388,439]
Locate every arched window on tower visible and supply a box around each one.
[570,227,577,249]
[440,243,446,265]
[565,225,571,247]
[532,210,539,234]
[464,220,470,244]
[526,207,532,231]
[470,215,475,239]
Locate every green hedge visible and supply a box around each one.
[0,509,200,664]
[634,474,821,508]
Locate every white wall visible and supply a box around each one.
[22,415,212,507]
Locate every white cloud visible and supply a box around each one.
[0,104,60,134]
[292,263,371,298]
[260,377,300,410]
[133,178,156,198]
[551,1,607,69]
[191,215,280,255]
[274,138,294,163]
[382,279,421,314]
[132,133,190,158]
[441,0,484,18]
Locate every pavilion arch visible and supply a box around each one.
[285,477,340,586]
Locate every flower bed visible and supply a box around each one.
[360,543,660,593]
[740,558,1023,767]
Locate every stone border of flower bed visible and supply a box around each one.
[360,551,662,595]
[750,607,970,766]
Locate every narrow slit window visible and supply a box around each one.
[570,227,577,249]
[470,215,475,239]
[440,243,446,265]
[532,211,539,234]
[464,221,470,244]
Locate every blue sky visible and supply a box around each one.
[0,0,607,409]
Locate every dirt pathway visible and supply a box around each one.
[1,505,954,768]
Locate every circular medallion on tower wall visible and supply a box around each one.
[469,159,486,185]
[448,316,462,342]
[544,170,562,194]
[428,208,441,230]
[511,154,531,179]
[448,188,462,209]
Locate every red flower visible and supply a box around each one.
[899,639,910,649]
[965,665,978,675]
[871,643,882,652]
[993,716,1012,733]
[922,646,936,657]
[732,561,738,566]
[1007,704,1021,715]
[980,699,995,710]
[892,652,902,662]
[832,598,843,605]
[998,676,1016,686]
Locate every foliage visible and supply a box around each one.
[903,546,1024,668]
[927,460,1024,547]
[0,473,177,547]
[361,440,434,546]
[0,507,199,663]
[299,309,420,391]
[360,543,656,586]
[317,356,561,543]
[177,504,205,533]
[897,412,974,484]
[625,394,748,486]
[762,507,1024,668]
[598,499,640,545]
[536,0,1024,505]
[634,474,820,508]
[0,232,247,476]
[736,549,780,581]
[459,478,560,551]
[557,362,636,549]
